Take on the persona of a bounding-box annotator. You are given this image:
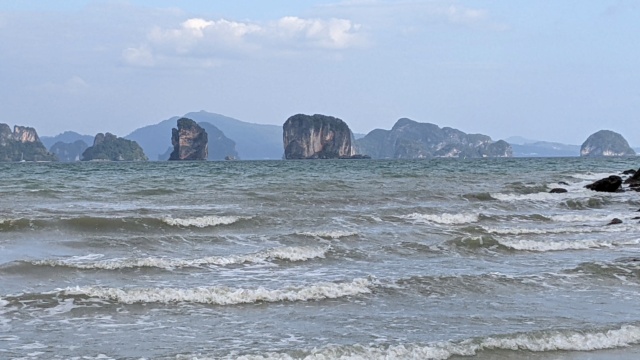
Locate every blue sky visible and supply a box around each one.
[1,0,639,145]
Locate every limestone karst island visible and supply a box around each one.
[1,114,638,162]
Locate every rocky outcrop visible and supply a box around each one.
[81,133,147,161]
[585,175,622,192]
[356,118,512,159]
[169,118,208,160]
[283,114,356,159]
[580,130,636,157]
[0,123,56,161]
[50,140,88,162]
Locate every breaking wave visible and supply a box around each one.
[180,325,640,359]
[162,215,248,228]
[448,235,640,252]
[62,278,374,305]
[479,224,633,235]
[298,231,358,239]
[31,246,329,270]
[399,213,479,225]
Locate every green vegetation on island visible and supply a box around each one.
[82,133,147,161]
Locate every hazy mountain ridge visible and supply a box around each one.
[126,112,282,160]
[41,131,94,150]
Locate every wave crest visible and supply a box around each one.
[400,213,479,225]
[186,325,640,359]
[63,278,373,305]
[33,246,329,270]
[162,215,247,228]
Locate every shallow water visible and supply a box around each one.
[1,158,640,359]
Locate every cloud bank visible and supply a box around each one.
[123,16,366,67]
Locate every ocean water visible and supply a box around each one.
[2,158,640,359]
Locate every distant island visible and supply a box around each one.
[580,130,636,157]
[283,114,363,159]
[82,133,147,161]
[356,118,512,159]
[169,118,208,161]
[4,111,640,162]
[0,123,56,162]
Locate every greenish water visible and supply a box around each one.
[1,158,640,359]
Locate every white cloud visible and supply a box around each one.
[129,15,366,67]
[38,76,89,94]
[273,17,363,49]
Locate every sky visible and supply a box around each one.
[1,0,639,145]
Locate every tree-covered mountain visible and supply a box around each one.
[82,133,147,161]
[580,130,636,157]
[356,118,512,159]
[0,124,56,162]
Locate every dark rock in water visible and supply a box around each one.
[549,188,568,193]
[0,123,57,162]
[580,130,636,157]
[585,175,622,192]
[622,169,636,175]
[50,140,88,162]
[82,133,147,161]
[283,114,357,159]
[607,218,623,225]
[558,181,570,186]
[170,118,208,161]
[624,168,640,186]
[356,118,512,159]
[632,216,640,220]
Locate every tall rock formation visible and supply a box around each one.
[169,118,208,160]
[580,130,636,157]
[283,114,356,159]
[356,118,512,159]
[81,133,147,161]
[0,123,56,161]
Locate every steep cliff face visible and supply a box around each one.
[81,133,147,161]
[13,126,40,143]
[0,123,56,161]
[50,140,88,162]
[169,118,208,160]
[580,130,636,157]
[356,118,512,159]
[283,114,356,159]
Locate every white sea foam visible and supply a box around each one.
[549,213,625,222]
[298,231,358,239]
[185,325,640,360]
[481,224,633,235]
[497,238,640,252]
[162,215,247,228]
[63,278,373,305]
[400,213,479,225]
[34,246,328,270]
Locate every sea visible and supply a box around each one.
[2,157,640,360]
